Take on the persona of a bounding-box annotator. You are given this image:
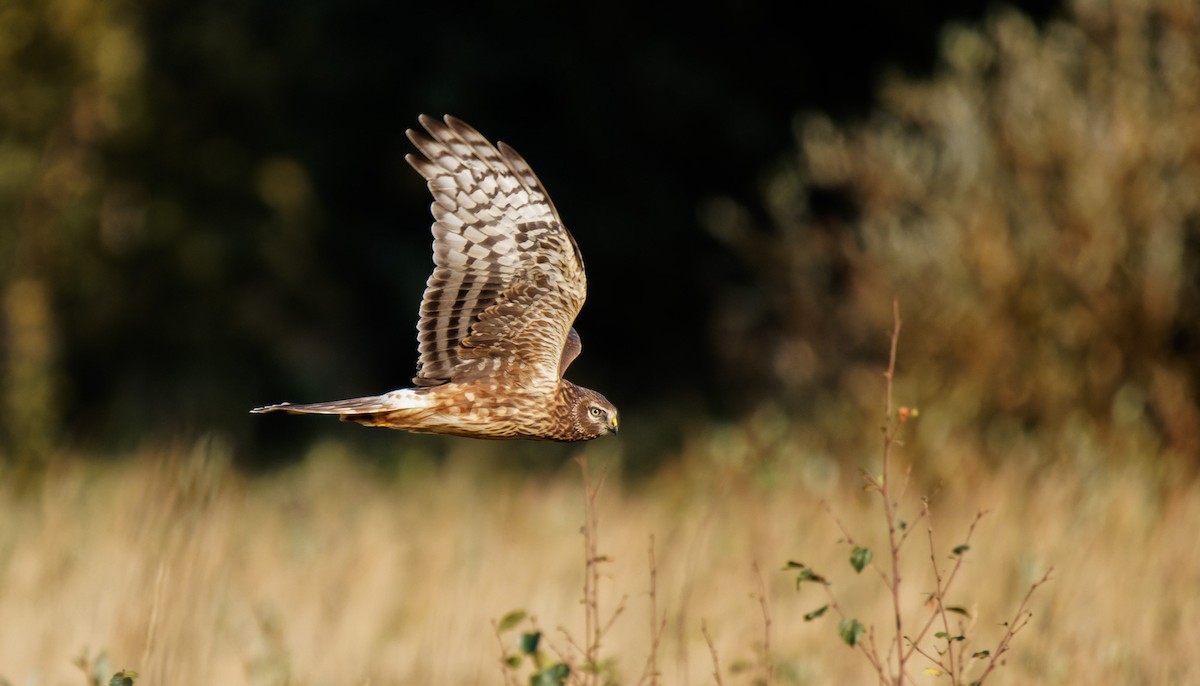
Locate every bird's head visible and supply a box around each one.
[573,387,619,439]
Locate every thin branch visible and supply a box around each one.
[891,464,916,533]
[575,453,612,684]
[541,625,578,674]
[817,582,887,680]
[600,594,629,639]
[904,637,948,674]
[953,611,979,683]
[753,562,773,686]
[863,625,889,686]
[555,624,588,666]
[930,528,959,680]
[820,499,892,586]
[884,298,901,419]
[905,509,989,661]
[700,621,725,686]
[880,298,907,685]
[974,569,1053,683]
[491,619,521,686]
[894,497,928,550]
[638,535,667,686]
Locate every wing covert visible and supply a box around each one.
[405,115,588,390]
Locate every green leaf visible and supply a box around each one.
[850,546,872,573]
[505,655,523,668]
[110,672,138,686]
[800,568,827,583]
[972,650,990,658]
[498,610,527,632]
[803,604,829,621]
[791,563,828,589]
[519,631,541,655]
[936,630,966,642]
[946,606,970,616]
[952,545,970,556]
[838,618,865,647]
[530,662,570,686]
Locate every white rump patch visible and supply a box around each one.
[381,389,433,409]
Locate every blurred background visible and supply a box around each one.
[6,1,1200,683]
[3,0,1197,476]
[0,0,1089,472]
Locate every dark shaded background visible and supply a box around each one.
[4,0,1061,467]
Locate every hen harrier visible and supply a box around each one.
[252,115,618,441]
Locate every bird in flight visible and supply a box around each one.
[252,115,618,441]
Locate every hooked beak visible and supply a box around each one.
[607,413,619,435]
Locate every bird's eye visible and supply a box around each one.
[589,407,603,417]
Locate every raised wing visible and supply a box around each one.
[405,115,588,392]
[559,327,582,377]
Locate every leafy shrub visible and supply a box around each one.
[706,0,1200,468]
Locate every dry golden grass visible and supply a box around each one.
[0,429,1194,685]
[4,1,1195,683]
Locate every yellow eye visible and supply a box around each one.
[589,407,603,417]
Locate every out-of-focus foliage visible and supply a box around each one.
[0,0,145,464]
[0,0,1080,470]
[0,0,362,465]
[707,0,1200,467]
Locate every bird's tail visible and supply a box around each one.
[250,389,431,419]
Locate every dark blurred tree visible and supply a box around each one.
[0,0,148,465]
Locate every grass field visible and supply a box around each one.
[1,426,1194,686]
[3,1,1197,683]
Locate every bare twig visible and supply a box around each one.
[883,299,901,419]
[700,621,725,686]
[752,562,773,685]
[905,638,947,674]
[863,625,888,686]
[924,509,984,681]
[880,299,908,685]
[600,594,629,639]
[574,454,618,684]
[887,461,925,550]
[638,535,667,686]
[557,623,588,660]
[973,569,1053,683]
[490,618,521,686]
[542,624,577,671]
[904,509,989,662]
[577,455,597,677]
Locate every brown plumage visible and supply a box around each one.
[251,115,618,442]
